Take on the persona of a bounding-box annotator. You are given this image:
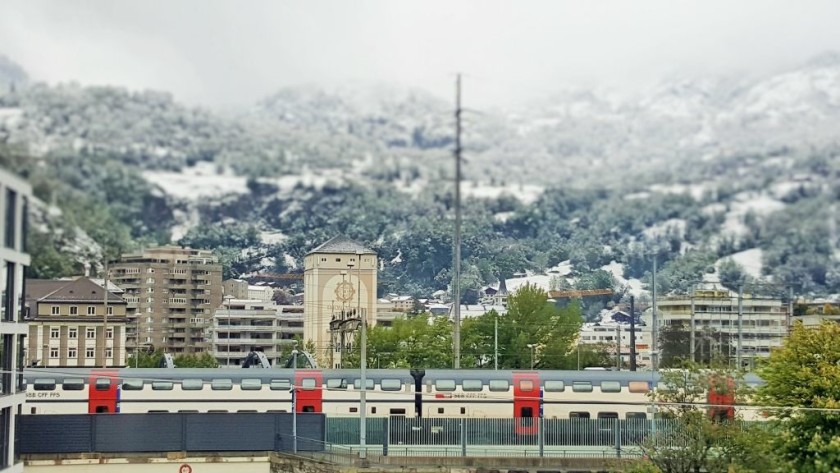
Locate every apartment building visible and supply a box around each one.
[0,167,31,473]
[26,277,128,367]
[209,298,303,367]
[578,312,652,369]
[110,246,222,355]
[223,279,275,302]
[648,281,788,368]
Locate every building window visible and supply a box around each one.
[68,328,77,339]
[68,348,77,358]
[86,348,95,358]
[106,328,113,339]
[146,278,154,284]
[51,306,60,315]
[49,348,59,358]
[50,328,59,339]
[86,328,95,338]
[69,306,78,315]
[107,306,113,315]
[5,188,17,249]
[87,306,96,315]
[147,288,154,293]
[105,348,112,358]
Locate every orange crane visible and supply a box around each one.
[547,288,614,299]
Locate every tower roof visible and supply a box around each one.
[307,236,376,255]
[497,277,509,296]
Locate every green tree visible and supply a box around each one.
[757,322,840,473]
[461,284,583,369]
[640,361,781,473]
[343,315,453,369]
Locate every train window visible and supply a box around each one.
[237,410,258,413]
[267,410,288,413]
[544,380,565,392]
[353,379,374,390]
[569,412,590,419]
[349,407,358,413]
[241,379,262,391]
[181,379,204,390]
[600,381,621,393]
[572,382,593,392]
[208,410,228,413]
[303,406,315,412]
[211,379,233,391]
[270,379,291,391]
[519,380,534,391]
[95,406,110,413]
[381,379,402,391]
[437,408,444,414]
[488,380,509,392]
[435,379,456,391]
[626,412,647,420]
[326,378,348,390]
[63,378,85,390]
[597,412,619,419]
[460,407,466,415]
[148,410,169,413]
[121,379,144,391]
[301,378,317,390]
[462,380,483,392]
[179,410,199,413]
[95,378,111,391]
[371,407,376,414]
[628,381,650,393]
[390,408,406,415]
[33,379,56,391]
[152,381,174,390]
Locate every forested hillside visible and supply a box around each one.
[1,53,838,308]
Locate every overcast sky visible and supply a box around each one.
[2,0,840,107]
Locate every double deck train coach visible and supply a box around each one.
[23,368,749,423]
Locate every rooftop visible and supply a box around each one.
[307,235,376,256]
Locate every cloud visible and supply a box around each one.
[2,0,839,107]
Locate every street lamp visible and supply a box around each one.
[527,344,536,370]
[291,341,298,454]
[222,294,234,367]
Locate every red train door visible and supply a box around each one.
[294,370,323,413]
[513,371,540,435]
[88,370,119,414]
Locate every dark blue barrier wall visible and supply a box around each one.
[18,413,325,454]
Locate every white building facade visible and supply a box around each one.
[0,167,30,473]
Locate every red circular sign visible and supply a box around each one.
[179,464,192,473]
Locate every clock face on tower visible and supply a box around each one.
[335,281,355,302]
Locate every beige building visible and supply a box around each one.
[26,277,128,367]
[0,166,31,473]
[110,246,222,355]
[303,236,377,369]
[223,279,275,302]
[649,282,788,368]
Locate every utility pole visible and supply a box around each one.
[787,286,794,336]
[690,285,696,364]
[102,259,109,369]
[737,285,743,369]
[356,250,367,460]
[452,73,463,369]
[494,312,498,370]
[652,254,658,372]
[615,325,621,370]
[629,296,637,371]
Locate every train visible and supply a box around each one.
[22,367,761,428]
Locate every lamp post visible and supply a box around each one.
[222,294,234,367]
[527,344,536,370]
[291,341,298,454]
[355,250,367,460]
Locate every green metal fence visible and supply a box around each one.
[325,416,764,458]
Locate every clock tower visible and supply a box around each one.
[303,236,378,368]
